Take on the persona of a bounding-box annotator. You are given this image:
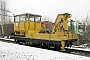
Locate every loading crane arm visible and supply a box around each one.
[52,13,72,33]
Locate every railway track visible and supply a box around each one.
[64,48,90,57]
[0,38,16,44]
[0,38,90,57]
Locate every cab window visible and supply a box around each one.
[35,16,40,22]
[15,16,19,22]
[20,15,25,21]
[29,15,34,21]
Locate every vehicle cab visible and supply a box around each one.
[14,13,42,36]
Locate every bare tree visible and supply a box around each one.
[0,0,12,37]
[0,0,5,37]
[78,12,90,44]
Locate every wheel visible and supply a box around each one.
[55,44,61,50]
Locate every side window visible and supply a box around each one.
[35,16,40,22]
[29,15,34,21]
[20,15,25,21]
[15,16,19,22]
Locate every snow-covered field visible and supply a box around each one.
[0,41,90,60]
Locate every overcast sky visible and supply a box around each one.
[6,0,90,22]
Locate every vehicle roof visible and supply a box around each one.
[14,13,42,17]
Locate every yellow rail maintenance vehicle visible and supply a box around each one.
[10,13,79,51]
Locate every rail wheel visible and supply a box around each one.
[55,44,61,50]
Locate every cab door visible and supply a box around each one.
[26,15,35,33]
[34,16,41,33]
[19,15,25,30]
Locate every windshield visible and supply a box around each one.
[29,15,34,21]
[35,16,40,22]
[15,16,19,22]
[20,15,25,21]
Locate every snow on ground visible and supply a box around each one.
[0,42,90,60]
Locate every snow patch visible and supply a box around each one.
[0,42,90,60]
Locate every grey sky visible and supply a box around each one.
[6,0,90,22]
